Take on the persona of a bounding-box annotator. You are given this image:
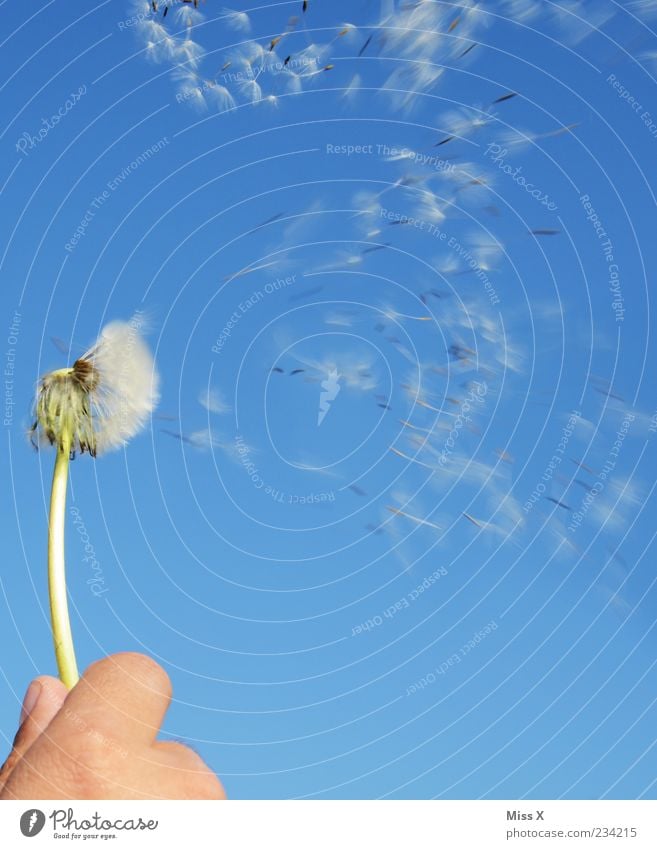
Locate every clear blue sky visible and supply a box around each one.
[1,0,656,799]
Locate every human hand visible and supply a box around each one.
[0,653,225,800]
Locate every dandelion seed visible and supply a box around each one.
[140,20,179,63]
[288,284,323,303]
[542,122,579,139]
[225,260,277,281]
[571,457,595,475]
[358,34,373,56]
[462,512,485,528]
[172,2,204,26]
[546,496,571,511]
[199,387,231,415]
[387,506,443,532]
[343,73,361,101]
[238,77,263,103]
[389,446,437,470]
[500,0,541,21]
[173,68,208,109]
[221,8,251,32]
[492,91,517,104]
[175,36,204,68]
[162,428,195,445]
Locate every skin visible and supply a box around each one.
[0,653,226,800]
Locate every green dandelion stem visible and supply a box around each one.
[47,432,79,690]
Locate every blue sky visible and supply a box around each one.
[1,0,657,799]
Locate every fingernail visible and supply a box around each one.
[20,681,42,725]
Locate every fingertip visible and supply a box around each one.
[20,676,67,726]
[81,653,172,704]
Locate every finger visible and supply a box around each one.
[0,677,67,790]
[47,652,172,749]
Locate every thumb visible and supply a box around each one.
[0,677,68,788]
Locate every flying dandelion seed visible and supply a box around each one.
[30,318,159,689]
[238,77,263,103]
[205,81,236,111]
[199,387,231,415]
[387,506,443,532]
[221,8,251,32]
[492,91,518,104]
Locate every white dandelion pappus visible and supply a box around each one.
[549,0,615,45]
[630,0,657,16]
[238,77,263,103]
[292,43,332,78]
[205,83,237,112]
[499,0,541,22]
[342,73,361,102]
[221,7,251,32]
[174,35,205,68]
[79,318,161,454]
[139,19,179,63]
[414,191,448,224]
[199,387,231,415]
[171,2,205,28]
[173,67,208,109]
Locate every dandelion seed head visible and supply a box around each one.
[32,318,159,457]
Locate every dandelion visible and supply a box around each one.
[30,317,159,689]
